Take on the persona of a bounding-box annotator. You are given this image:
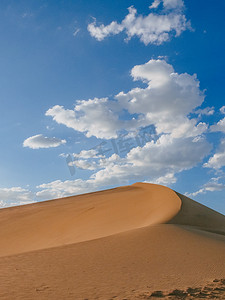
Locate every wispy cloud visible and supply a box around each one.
[186,177,225,197]
[194,107,214,116]
[21,12,33,18]
[73,28,80,37]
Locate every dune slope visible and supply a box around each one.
[0,182,225,299]
[169,192,225,234]
[0,182,182,257]
[0,224,225,299]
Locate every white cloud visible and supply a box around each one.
[151,173,177,185]
[149,0,161,9]
[36,134,211,200]
[23,134,66,149]
[70,153,121,171]
[150,0,184,10]
[210,117,225,133]
[73,28,80,37]
[73,149,104,159]
[88,2,190,45]
[0,187,35,208]
[204,139,225,169]
[117,59,207,138]
[194,106,214,116]
[68,149,105,170]
[87,19,123,41]
[119,134,211,181]
[220,106,225,114]
[70,159,98,171]
[46,98,127,139]
[38,59,212,200]
[163,0,184,9]
[186,177,225,197]
[36,179,93,200]
[47,59,206,140]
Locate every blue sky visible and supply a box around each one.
[0,0,225,214]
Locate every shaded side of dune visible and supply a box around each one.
[169,192,225,235]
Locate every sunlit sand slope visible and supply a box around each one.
[0,224,224,299]
[0,183,182,256]
[0,182,225,299]
[0,182,225,257]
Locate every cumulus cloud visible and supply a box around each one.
[37,134,211,200]
[46,98,127,139]
[220,106,225,114]
[68,149,107,170]
[36,179,93,200]
[47,59,206,140]
[210,117,225,133]
[73,149,104,159]
[117,59,207,138]
[88,19,123,41]
[210,105,225,132]
[36,59,212,200]
[70,159,98,171]
[204,139,225,169]
[88,1,190,45]
[194,106,214,116]
[151,173,177,185]
[0,187,35,208]
[23,134,66,149]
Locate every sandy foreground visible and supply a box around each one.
[0,182,225,299]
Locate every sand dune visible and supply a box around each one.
[0,183,181,257]
[0,182,225,299]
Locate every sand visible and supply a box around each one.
[0,182,224,299]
